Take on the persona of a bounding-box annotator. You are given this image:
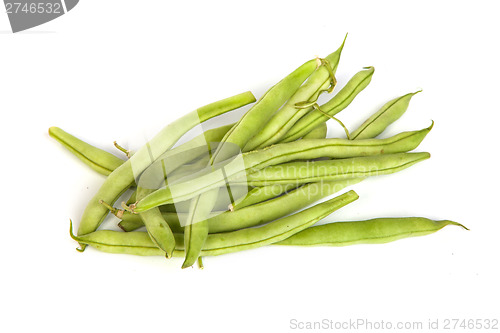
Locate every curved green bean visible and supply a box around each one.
[214,59,319,160]
[49,127,124,176]
[351,91,421,140]
[134,125,431,209]
[71,190,359,257]
[162,186,250,213]
[280,67,375,143]
[243,37,346,151]
[276,217,467,246]
[241,152,430,186]
[228,183,300,211]
[182,58,320,267]
[76,91,256,251]
[50,124,234,182]
[301,123,328,140]
[119,178,363,233]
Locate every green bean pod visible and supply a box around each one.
[117,216,466,250]
[276,217,467,246]
[228,183,300,211]
[243,37,346,151]
[119,178,363,233]
[50,124,234,183]
[76,91,255,250]
[280,67,375,143]
[133,125,234,258]
[117,211,215,233]
[71,190,359,257]
[134,125,431,209]
[301,123,328,140]
[160,186,250,213]
[351,91,421,140]
[49,127,124,176]
[180,58,320,267]
[241,152,430,186]
[214,59,318,160]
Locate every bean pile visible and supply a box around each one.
[50,37,467,268]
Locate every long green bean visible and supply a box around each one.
[49,127,124,176]
[134,125,431,209]
[76,92,255,251]
[280,67,375,142]
[276,217,467,246]
[71,191,358,256]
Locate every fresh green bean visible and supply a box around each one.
[351,91,421,140]
[161,186,250,213]
[181,58,320,267]
[71,190,359,257]
[214,59,319,160]
[276,217,467,246]
[118,178,363,233]
[117,216,466,249]
[243,37,346,150]
[228,183,300,211]
[280,67,375,143]
[76,92,256,251]
[50,124,234,182]
[301,123,328,140]
[49,127,124,176]
[134,125,431,209]
[241,152,430,186]
[134,124,237,258]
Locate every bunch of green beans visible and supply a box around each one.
[50,37,466,268]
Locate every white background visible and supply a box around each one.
[1,1,499,332]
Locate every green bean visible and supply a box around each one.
[71,190,359,257]
[240,152,430,186]
[118,212,183,233]
[280,67,375,143]
[125,190,137,206]
[200,191,358,256]
[230,95,411,217]
[136,205,176,257]
[181,58,320,267]
[301,123,328,140]
[50,124,234,183]
[276,217,467,246]
[162,186,250,213]
[228,183,300,211]
[130,125,232,192]
[208,179,363,233]
[134,125,431,209]
[351,91,421,140]
[119,178,363,233]
[214,59,319,159]
[49,127,124,176]
[118,216,466,249]
[76,91,256,251]
[134,125,237,259]
[243,37,346,151]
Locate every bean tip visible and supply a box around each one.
[427,120,435,131]
[69,219,86,252]
[362,66,375,73]
[450,221,470,231]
